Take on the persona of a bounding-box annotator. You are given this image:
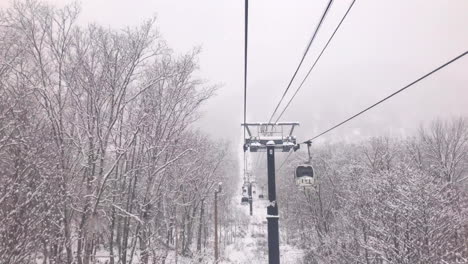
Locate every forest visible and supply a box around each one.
[0,1,238,263]
[273,118,468,263]
[1,1,467,264]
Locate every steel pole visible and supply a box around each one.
[214,191,219,263]
[266,145,280,264]
[248,183,253,216]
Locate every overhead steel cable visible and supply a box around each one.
[243,0,249,177]
[275,0,357,123]
[254,152,262,169]
[243,0,249,140]
[276,150,294,173]
[301,51,468,144]
[267,0,334,123]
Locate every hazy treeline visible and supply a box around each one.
[278,117,468,263]
[0,1,236,263]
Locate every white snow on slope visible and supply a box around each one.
[220,192,304,264]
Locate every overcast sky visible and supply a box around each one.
[1,0,467,151]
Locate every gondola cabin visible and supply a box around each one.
[241,196,249,205]
[295,165,315,188]
[242,186,247,196]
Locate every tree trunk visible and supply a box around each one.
[197,199,205,253]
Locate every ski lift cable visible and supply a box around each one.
[244,153,248,180]
[253,152,262,170]
[243,0,249,177]
[276,150,294,173]
[274,0,357,123]
[243,0,248,138]
[267,0,334,123]
[301,51,468,144]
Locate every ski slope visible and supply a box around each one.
[221,193,304,264]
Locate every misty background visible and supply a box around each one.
[2,0,466,145]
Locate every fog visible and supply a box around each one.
[2,0,467,145]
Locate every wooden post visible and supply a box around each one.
[214,183,222,263]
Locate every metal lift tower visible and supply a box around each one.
[242,122,299,264]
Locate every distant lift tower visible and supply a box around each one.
[242,122,299,264]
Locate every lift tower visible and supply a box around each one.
[242,122,299,264]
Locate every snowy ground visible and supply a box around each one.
[220,194,304,264]
[33,194,303,264]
